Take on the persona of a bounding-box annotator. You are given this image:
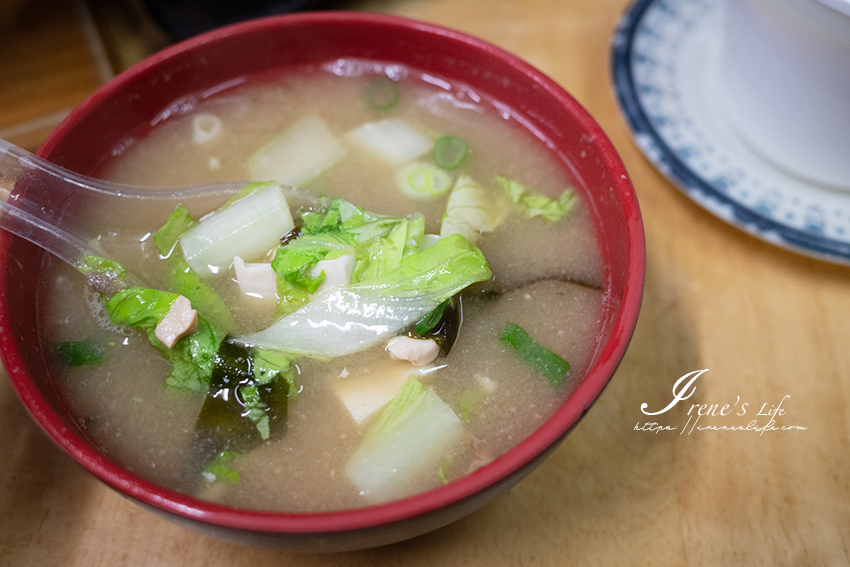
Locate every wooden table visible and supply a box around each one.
[2,0,848,564]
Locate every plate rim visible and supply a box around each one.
[611,0,850,265]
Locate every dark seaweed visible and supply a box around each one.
[409,295,463,356]
[191,340,289,468]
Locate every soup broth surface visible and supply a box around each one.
[40,63,605,511]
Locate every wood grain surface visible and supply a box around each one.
[1,0,848,565]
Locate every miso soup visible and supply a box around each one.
[40,61,605,512]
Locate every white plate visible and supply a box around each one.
[611,0,850,264]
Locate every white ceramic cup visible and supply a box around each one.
[719,0,850,190]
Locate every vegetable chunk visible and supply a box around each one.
[180,183,295,275]
[235,234,491,359]
[500,322,571,386]
[440,175,508,244]
[247,113,347,186]
[345,377,465,503]
[345,119,433,165]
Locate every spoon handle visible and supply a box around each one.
[0,200,100,269]
[0,138,316,279]
[0,140,103,269]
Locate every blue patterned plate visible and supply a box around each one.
[612,0,850,264]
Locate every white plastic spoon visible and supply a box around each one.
[0,138,314,283]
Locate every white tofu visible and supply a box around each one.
[155,295,198,348]
[385,336,440,366]
[233,256,278,301]
[309,254,355,296]
[331,361,440,424]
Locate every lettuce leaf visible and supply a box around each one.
[155,205,236,333]
[164,317,226,391]
[440,175,508,245]
[55,338,105,367]
[354,215,423,282]
[202,451,241,484]
[271,233,355,316]
[76,254,128,282]
[104,287,225,391]
[273,198,425,314]
[496,176,576,223]
[235,233,491,359]
[104,287,180,328]
[251,347,297,394]
[153,203,195,256]
[300,199,425,270]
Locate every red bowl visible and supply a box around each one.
[0,12,644,551]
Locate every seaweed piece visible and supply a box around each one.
[191,339,290,467]
[410,295,463,355]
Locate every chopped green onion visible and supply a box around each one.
[397,162,453,200]
[500,322,570,387]
[55,338,104,367]
[433,135,468,169]
[365,77,400,111]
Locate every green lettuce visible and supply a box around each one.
[272,198,425,314]
[496,176,576,222]
[251,347,298,400]
[76,253,226,389]
[300,198,425,280]
[104,287,225,391]
[154,205,236,333]
[55,338,105,368]
[76,255,128,281]
[237,233,491,359]
[440,175,508,245]
[202,451,241,484]
[271,233,355,316]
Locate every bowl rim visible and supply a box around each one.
[2,10,645,535]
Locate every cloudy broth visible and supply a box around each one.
[40,63,605,512]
